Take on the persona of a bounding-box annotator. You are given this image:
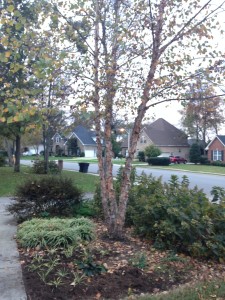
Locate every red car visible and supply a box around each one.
[169,156,187,164]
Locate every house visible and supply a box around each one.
[205,135,225,162]
[51,132,67,155]
[69,125,98,157]
[51,125,98,158]
[121,118,190,159]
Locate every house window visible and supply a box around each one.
[213,150,222,161]
[140,135,146,143]
[56,137,60,143]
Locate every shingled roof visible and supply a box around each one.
[73,125,97,146]
[205,135,225,150]
[217,135,225,145]
[143,118,189,146]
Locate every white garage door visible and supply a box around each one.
[85,150,95,158]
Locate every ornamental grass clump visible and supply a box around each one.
[8,176,83,221]
[17,217,96,249]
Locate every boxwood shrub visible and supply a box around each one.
[211,161,225,167]
[147,157,170,166]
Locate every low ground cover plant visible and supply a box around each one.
[8,176,83,221]
[17,217,96,249]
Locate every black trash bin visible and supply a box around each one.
[78,162,89,173]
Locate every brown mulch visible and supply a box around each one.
[19,222,225,300]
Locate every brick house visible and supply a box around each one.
[205,135,225,162]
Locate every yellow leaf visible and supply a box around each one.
[3,108,8,113]
[0,117,6,122]
[13,116,19,122]
[5,51,11,58]
[30,110,36,116]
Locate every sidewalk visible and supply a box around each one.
[0,197,27,300]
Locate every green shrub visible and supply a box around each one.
[17,217,96,249]
[0,150,7,156]
[147,157,170,166]
[128,251,148,269]
[8,176,83,221]
[189,143,201,164]
[32,160,60,174]
[144,145,161,158]
[0,155,7,167]
[199,155,210,165]
[74,200,96,217]
[128,173,225,260]
[76,250,107,276]
[211,186,225,203]
[137,151,145,162]
[211,161,225,167]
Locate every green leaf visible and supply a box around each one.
[7,5,14,13]
[15,23,22,30]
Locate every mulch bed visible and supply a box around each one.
[19,222,225,300]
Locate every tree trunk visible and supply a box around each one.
[4,138,14,167]
[43,125,50,174]
[14,134,21,172]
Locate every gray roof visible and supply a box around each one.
[144,118,189,146]
[73,125,96,146]
[217,135,225,145]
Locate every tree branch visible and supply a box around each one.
[147,93,225,109]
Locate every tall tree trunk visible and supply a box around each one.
[44,129,50,174]
[14,134,21,172]
[4,138,14,167]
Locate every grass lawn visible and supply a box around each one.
[135,279,225,300]
[0,166,99,197]
[143,163,225,175]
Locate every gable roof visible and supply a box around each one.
[72,125,97,146]
[205,135,225,150]
[143,118,189,146]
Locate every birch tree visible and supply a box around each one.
[56,0,225,238]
